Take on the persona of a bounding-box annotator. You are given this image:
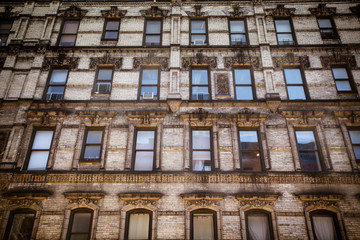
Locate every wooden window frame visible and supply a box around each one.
[274,17,296,45]
[190,68,212,101]
[238,128,264,172]
[57,19,80,47]
[228,18,248,46]
[124,209,152,240]
[190,128,214,172]
[93,67,114,94]
[138,67,160,101]
[80,127,104,162]
[283,66,310,101]
[233,67,256,101]
[0,18,13,46]
[43,68,69,101]
[3,209,36,240]
[317,17,339,40]
[143,19,163,47]
[347,127,360,162]
[190,209,217,240]
[190,19,208,46]
[330,65,357,94]
[310,210,342,240]
[131,128,157,171]
[245,210,274,240]
[66,208,93,240]
[101,19,120,41]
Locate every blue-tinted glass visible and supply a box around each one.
[236,86,253,100]
[134,151,154,171]
[234,69,251,84]
[284,69,302,84]
[86,131,102,144]
[145,35,161,45]
[349,130,360,144]
[296,131,316,150]
[193,130,210,149]
[46,86,65,100]
[335,81,351,91]
[275,20,291,32]
[106,21,119,30]
[50,70,68,84]
[141,86,158,97]
[230,20,245,33]
[146,21,161,34]
[192,70,208,85]
[318,19,332,28]
[231,34,246,44]
[287,86,306,100]
[136,131,155,150]
[192,87,209,100]
[142,70,158,84]
[191,35,206,45]
[299,152,321,171]
[84,146,101,159]
[239,131,258,150]
[105,31,118,39]
[332,68,348,79]
[277,34,293,44]
[191,21,206,33]
[98,69,112,80]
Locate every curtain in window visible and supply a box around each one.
[248,214,271,240]
[193,213,214,240]
[128,213,150,240]
[313,215,337,240]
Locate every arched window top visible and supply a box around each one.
[246,210,274,240]
[4,209,36,240]
[125,208,152,240]
[66,208,94,240]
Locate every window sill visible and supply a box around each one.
[91,93,110,100]
[100,40,118,45]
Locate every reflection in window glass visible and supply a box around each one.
[317,18,337,39]
[59,20,79,46]
[234,69,254,100]
[94,68,113,94]
[82,130,103,161]
[230,20,246,45]
[46,69,69,100]
[5,211,35,240]
[331,68,354,92]
[284,69,306,100]
[134,130,155,171]
[349,130,360,161]
[239,130,261,171]
[275,19,294,45]
[191,20,207,45]
[295,131,321,171]
[103,20,120,40]
[145,20,161,46]
[140,69,159,100]
[27,130,54,170]
[192,130,211,171]
[192,70,210,100]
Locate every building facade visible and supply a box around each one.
[0,0,360,239]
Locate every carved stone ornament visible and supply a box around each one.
[101,6,127,18]
[350,5,360,18]
[182,53,217,70]
[297,194,342,208]
[187,5,205,17]
[8,46,20,56]
[224,52,260,70]
[36,45,47,55]
[0,6,15,18]
[42,54,80,70]
[180,108,221,127]
[89,53,122,70]
[333,110,360,124]
[119,193,163,207]
[281,110,324,125]
[5,192,49,207]
[320,51,357,69]
[180,193,224,207]
[167,100,182,113]
[266,4,295,16]
[226,108,268,127]
[309,4,336,16]
[273,53,310,70]
[126,111,167,125]
[77,110,117,124]
[235,194,279,207]
[133,53,169,71]
[140,6,169,18]
[58,6,87,19]
[215,74,230,96]
[64,192,105,206]
[230,6,244,17]
[27,109,69,125]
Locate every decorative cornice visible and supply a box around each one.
[133,53,169,71]
[77,110,117,124]
[224,52,260,70]
[64,192,105,206]
[187,5,205,17]
[266,4,295,17]
[333,110,360,124]
[226,108,268,127]
[58,6,87,19]
[126,111,167,125]
[5,192,49,207]
[281,110,324,125]
[309,4,336,16]
[27,109,70,124]
[235,193,279,207]
[42,54,79,70]
[101,6,127,18]
[273,53,310,70]
[89,53,122,70]
[297,194,342,208]
[320,52,357,69]
[119,193,163,206]
[230,6,244,17]
[350,5,360,18]
[215,74,230,96]
[180,108,221,127]
[180,193,224,207]
[182,53,217,70]
[140,6,169,18]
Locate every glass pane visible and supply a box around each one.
[146,21,161,34]
[145,35,161,46]
[275,20,291,32]
[105,31,118,39]
[142,70,158,85]
[349,130,360,144]
[192,70,208,85]
[192,87,209,100]
[231,34,246,44]
[318,19,332,28]
[86,131,103,144]
[70,234,89,240]
[46,87,65,100]
[8,213,35,240]
[193,151,211,171]
[287,86,306,100]
[332,68,348,79]
[63,21,79,34]
[84,146,101,159]
[98,69,112,80]
[353,146,360,160]
[59,35,76,46]
[230,20,245,33]
[134,151,154,171]
[50,70,68,84]
[299,152,321,171]
[236,86,253,100]
[335,81,352,91]
[72,212,91,232]
[234,69,251,84]
[239,131,258,150]
[0,36,8,46]
[284,69,302,84]
[191,35,206,45]
[32,131,54,149]
[193,213,214,240]
[277,34,293,44]
[141,86,158,98]
[247,214,271,240]
[296,131,317,150]
[128,213,150,240]
[312,215,337,240]
[106,21,119,30]
[28,151,49,170]
[191,21,206,33]
[193,130,210,149]
[136,131,155,150]
[241,152,261,171]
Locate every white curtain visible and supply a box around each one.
[193,214,214,240]
[248,214,271,240]
[128,213,150,240]
[313,216,337,240]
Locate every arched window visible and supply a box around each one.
[190,209,217,240]
[246,210,274,240]
[66,208,93,240]
[4,209,36,240]
[310,210,341,240]
[125,209,152,240]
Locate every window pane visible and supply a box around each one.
[145,35,161,45]
[230,20,245,33]
[353,146,360,160]
[284,69,302,84]
[312,215,337,240]
[235,69,251,84]
[193,130,210,149]
[146,21,161,34]
[236,86,253,100]
[105,31,118,39]
[191,35,206,45]
[106,21,119,30]
[192,87,209,100]
[332,68,348,79]
[349,130,360,144]
[98,69,112,80]
[50,70,68,84]
[59,35,76,46]
[70,235,89,240]
[128,213,150,240]
[28,151,49,170]
[46,86,65,100]
[0,21,13,32]
[142,70,158,84]
[191,21,206,33]
[84,146,101,159]
[86,131,102,144]
[192,70,208,85]
[335,81,351,91]
[72,212,91,233]
[239,131,258,150]
[277,34,293,44]
[63,21,79,34]
[242,152,261,171]
[296,131,317,150]
[299,152,321,171]
[248,214,271,240]
[134,151,154,171]
[32,131,54,149]
[231,34,246,44]
[136,131,155,150]
[193,151,211,171]
[193,213,214,240]
[318,19,332,28]
[275,20,291,32]
[141,86,158,98]
[8,213,35,240]
[287,86,306,100]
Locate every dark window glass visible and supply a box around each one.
[311,211,341,240]
[246,211,273,240]
[103,20,120,40]
[349,129,360,161]
[191,20,207,46]
[191,210,216,240]
[59,20,79,46]
[45,69,69,100]
[134,130,155,171]
[229,20,246,45]
[27,130,54,170]
[4,210,35,240]
[317,18,338,39]
[234,69,254,100]
[94,68,113,94]
[67,209,93,240]
[0,19,13,46]
[331,67,355,93]
[295,130,321,171]
[275,19,294,45]
[81,129,103,161]
[126,210,151,240]
[192,130,212,171]
[284,68,307,100]
[140,69,159,100]
[145,20,161,46]
[239,130,261,171]
[191,70,210,100]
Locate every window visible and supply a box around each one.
[133,130,155,171]
[295,130,322,171]
[317,18,338,39]
[190,20,207,46]
[191,209,217,240]
[67,209,93,240]
[4,209,35,240]
[283,68,308,100]
[26,129,54,170]
[348,129,360,162]
[45,69,69,101]
[192,129,212,171]
[234,69,255,100]
[239,130,262,171]
[94,68,113,94]
[246,211,273,240]
[59,20,80,46]
[311,211,341,240]
[102,19,120,40]
[191,69,210,100]
[274,19,295,45]
[139,69,159,100]
[0,19,13,46]
[229,19,247,45]
[125,209,152,240]
[331,67,356,93]
[144,20,162,46]
[81,129,103,161]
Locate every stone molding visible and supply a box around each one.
[226,108,268,127]
[27,109,69,124]
[350,5,360,17]
[140,6,169,18]
[89,53,122,70]
[180,193,225,207]
[4,192,49,208]
[281,110,324,125]
[126,111,167,125]
[77,110,117,124]
[272,53,310,70]
[42,55,80,70]
[297,194,342,208]
[101,6,127,18]
[180,108,221,126]
[187,5,205,17]
[230,6,244,17]
[224,52,260,70]
[320,52,357,69]
[182,53,217,70]
[167,100,182,113]
[333,110,360,124]
[58,6,87,19]
[64,192,105,206]
[235,194,279,207]
[0,6,15,18]
[309,4,336,16]
[119,193,163,206]
[266,4,295,17]
[215,74,230,96]
[133,53,169,71]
